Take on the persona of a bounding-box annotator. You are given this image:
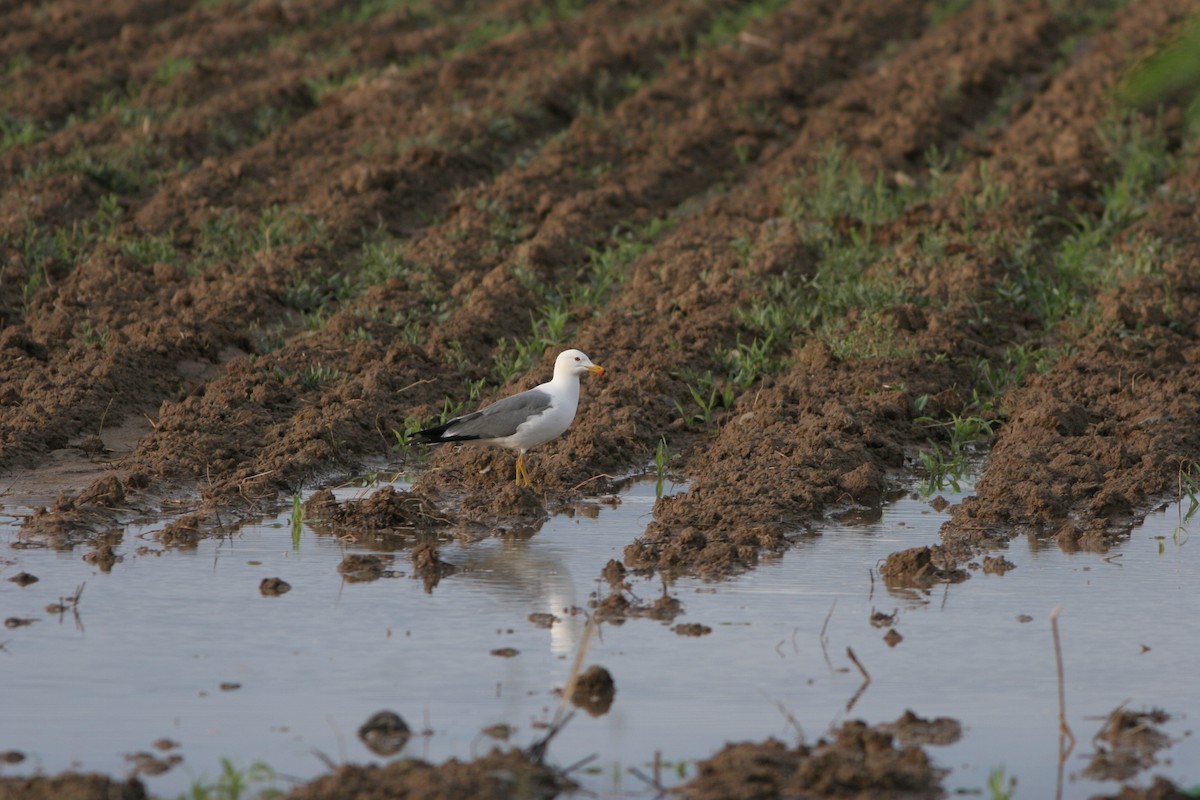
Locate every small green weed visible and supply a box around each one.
[177,758,280,800]
[27,141,160,194]
[1120,16,1200,132]
[654,435,671,498]
[300,364,338,387]
[673,371,734,427]
[986,766,1016,800]
[6,53,32,76]
[393,415,430,459]
[338,0,423,22]
[569,217,671,310]
[930,0,974,25]
[290,494,303,550]
[691,0,789,53]
[915,412,997,495]
[304,68,368,103]
[281,268,354,314]
[357,236,409,286]
[194,206,328,272]
[1171,462,1200,547]
[154,54,195,86]
[1179,463,1200,524]
[442,340,469,372]
[996,112,1175,335]
[1,114,41,152]
[970,342,1062,405]
[122,231,178,265]
[741,142,929,363]
[77,320,110,348]
[493,304,572,383]
[718,334,773,391]
[437,396,467,425]
[494,338,541,383]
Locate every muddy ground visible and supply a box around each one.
[3,0,1200,796]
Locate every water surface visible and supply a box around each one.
[1,478,1197,797]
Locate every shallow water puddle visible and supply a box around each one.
[1,480,1198,797]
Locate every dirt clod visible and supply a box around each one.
[1091,775,1195,800]
[282,750,573,800]
[879,546,966,588]
[259,577,291,596]
[338,554,393,583]
[981,555,1015,575]
[877,710,962,747]
[869,609,897,628]
[411,543,454,592]
[570,665,616,717]
[0,774,147,800]
[357,711,411,757]
[124,751,182,777]
[680,719,945,799]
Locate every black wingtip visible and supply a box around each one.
[412,421,482,445]
[411,423,449,444]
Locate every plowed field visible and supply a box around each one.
[3,0,1200,795]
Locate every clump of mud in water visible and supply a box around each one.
[259,577,291,596]
[600,558,627,588]
[876,710,962,747]
[155,514,206,548]
[1083,707,1173,781]
[0,773,147,799]
[879,545,966,589]
[569,665,616,716]
[411,542,456,592]
[457,482,548,536]
[282,749,574,800]
[308,486,453,536]
[1091,775,1194,800]
[338,553,394,583]
[357,710,411,756]
[623,519,788,578]
[591,588,682,623]
[680,719,945,799]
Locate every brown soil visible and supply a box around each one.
[281,749,573,800]
[1093,776,1197,800]
[569,664,616,716]
[3,0,1199,572]
[4,0,1200,795]
[679,717,947,799]
[0,773,146,800]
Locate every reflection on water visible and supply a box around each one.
[1,478,1198,798]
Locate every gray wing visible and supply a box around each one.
[425,387,553,442]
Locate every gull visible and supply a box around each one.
[413,349,605,487]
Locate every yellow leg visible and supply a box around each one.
[515,452,530,487]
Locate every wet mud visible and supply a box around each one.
[281,749,574,800]
[679,716,947,800]
[4,0,1200,795]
